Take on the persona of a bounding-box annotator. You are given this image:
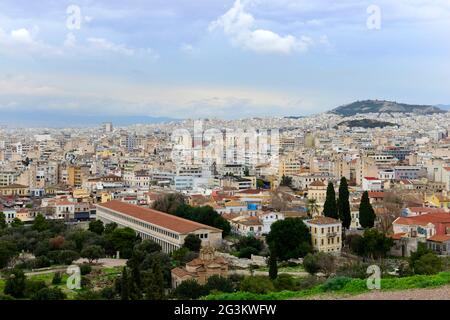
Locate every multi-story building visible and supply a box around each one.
[304,216,342,254]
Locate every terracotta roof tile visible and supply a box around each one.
[97,200,222,234]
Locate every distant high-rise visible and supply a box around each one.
[103,122,113,133]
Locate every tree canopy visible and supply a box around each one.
[266,218,312,261]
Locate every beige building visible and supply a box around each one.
[278,154,302,178]
[307,180,327,204]
[0,184,29,196]
[305,216,342,254]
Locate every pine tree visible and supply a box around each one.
[268,251,278,280]
[323,182,338,218]
[337,177,351,229]
[359,191,376,228]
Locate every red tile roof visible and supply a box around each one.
[394,212,450,226]
[97,200,222,234]
[408,207,447,214]
[368,192,385,198]
[389,232,406,240]
[307,216,341,225]
[428,234,450,242]
[309,180,326,187]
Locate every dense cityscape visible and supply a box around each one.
[0,0,449,313]
[0,103,449,301]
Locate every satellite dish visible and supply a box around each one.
[65,152,77,164]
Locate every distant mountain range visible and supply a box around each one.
[329,100,447,117]
[436,104,450,111]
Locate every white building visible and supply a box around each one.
[362,176,383,191]
[96,200,223,254]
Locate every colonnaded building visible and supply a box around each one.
[96,200,223,254]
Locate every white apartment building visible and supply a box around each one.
[362,177,383,191]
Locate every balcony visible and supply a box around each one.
[327,232,337,237]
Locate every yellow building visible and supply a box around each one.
[0,184,29,196]
[426,193,450,209]
[101,192,113,203]
[73,188,91,200]
[305,216,342,254]
[278,154,302,178]
[68,166,82,187]
[68,165,90,187]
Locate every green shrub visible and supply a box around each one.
[32,256,51,269]
[24,280,47,298]
[239,276,275,294]
[321,276,352,292]
[238,247,259,259]
[303,253,320,274]
[273,274,296,291]
[205,275,234,293]
[413,253,442,275]
[31,287,66,300]
[174,279,208,300]
[297,275,324,290]
[79,263,92,275]
[336,262,370,279]
[52,272,62,285]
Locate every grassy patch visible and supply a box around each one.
[257,265,305,273]
[204,272,450,300]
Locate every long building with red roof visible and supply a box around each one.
[96,200,223,254]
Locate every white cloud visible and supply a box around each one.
[0,73,317,118]
[87,37,135,56]
[209,0,313,54]
[10,28,34,44]
[86,37,159,60]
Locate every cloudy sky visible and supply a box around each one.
[0,0,449,124]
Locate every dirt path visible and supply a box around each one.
[301,285,450,300]
[343,286,450,300]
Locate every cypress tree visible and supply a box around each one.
[323,182,338,218]
[120,267,130,300]
[359,191,376,228]
[268,251,278,280]
[337,177,351,229]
